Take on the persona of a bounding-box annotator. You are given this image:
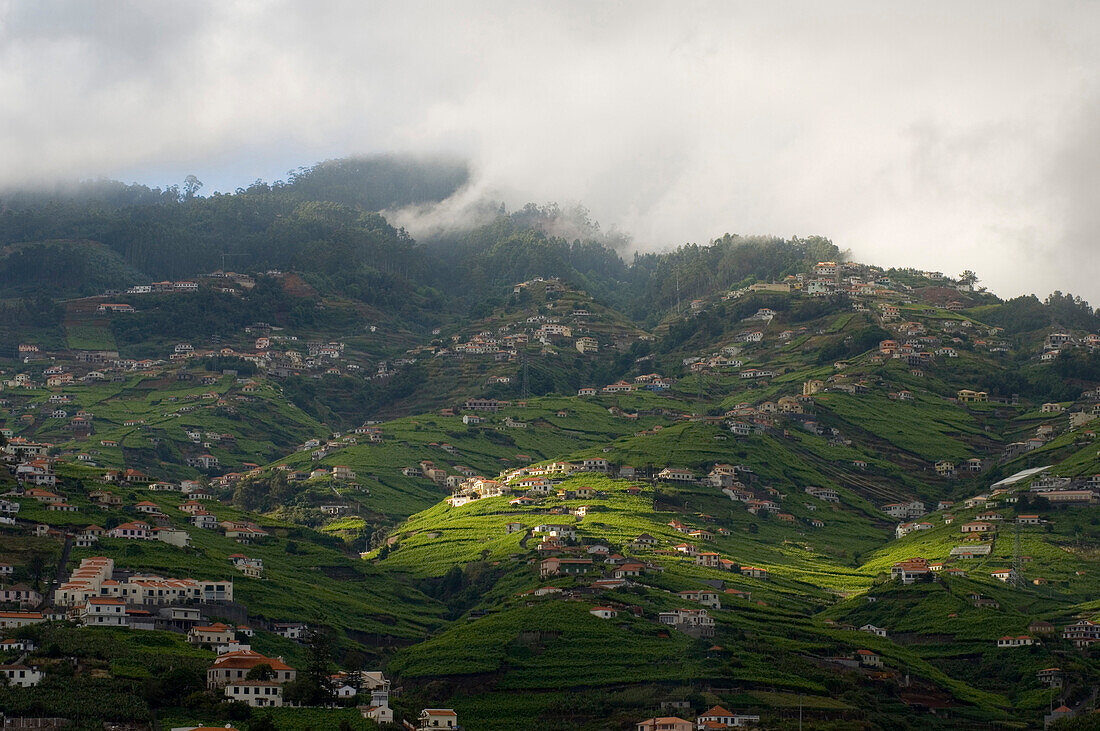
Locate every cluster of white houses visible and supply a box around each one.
[1037,329,1100,363]
[576,372,676,396]
[53,557,234,612]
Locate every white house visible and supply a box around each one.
[696,705,761,728]
[418,709,459,730]
[82,598,128,627]
[225,680,283,707]
[274,622,306,640]
[0,664,43,687]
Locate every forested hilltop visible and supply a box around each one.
[0,156,845,319]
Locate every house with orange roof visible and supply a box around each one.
[135,500,162,514]
[0,611,45,629]
[635,717,692,731]
[189,622,237,647]
[417,709,459,730]
[694,552,721,568]
[179,500,205,514]
[191,511,218,529]
[890,557,930,584]
[82,598,127,627]
[1037,667,1063,687]
[696,705,762,728]
[108,521,152,540]
[614,562,645,579]
[855,649,882,668]
[222,522,269,543]
[23,488,63,504]
[207,649,296,689]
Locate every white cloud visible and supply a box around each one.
[1,1,1098,301]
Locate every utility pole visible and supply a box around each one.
[521,350,530,399]
[220,251,247,271]
[697,369,705,416]
[1013,520,1024,589]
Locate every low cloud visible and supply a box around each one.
[1,1,1098,301]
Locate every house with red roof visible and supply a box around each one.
[108,521,152,540]
[696,705,762,728]
[82,598,127,627]
[23,488,63,504]
[207,649,296,689]
[996,635,1035,648]
[890,558,930,584]
[189,622,238,647]
[417,709,459,730]
[0,611,45,629]
[856,649,882,668]
[635,718,692,731]
[695,552,721,568]
[135,500,162,514]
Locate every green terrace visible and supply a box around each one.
[6,373,323,477]
[815,391,990,463]
[857,504,1100,604]
[374,475,872,596]
[262,395,696,518]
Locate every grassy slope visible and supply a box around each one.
[379,474,1018,728]
[6,374,324,478]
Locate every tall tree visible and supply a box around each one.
[282,626,336,706]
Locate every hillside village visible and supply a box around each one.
[5,241,1100,730]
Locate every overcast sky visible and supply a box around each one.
[2,1,1099,301]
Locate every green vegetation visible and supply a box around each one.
[5,160,1100,728]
